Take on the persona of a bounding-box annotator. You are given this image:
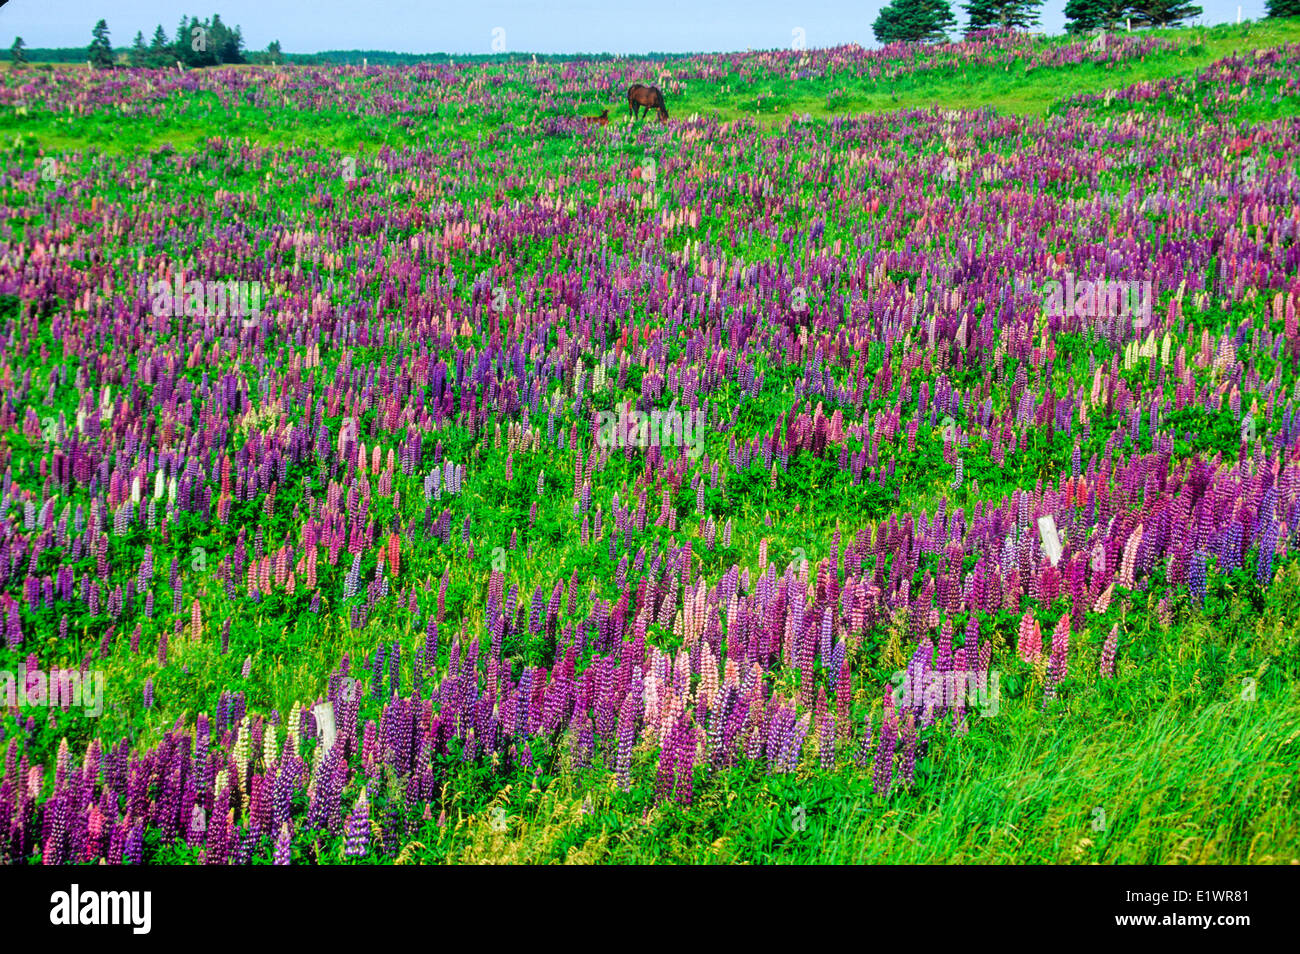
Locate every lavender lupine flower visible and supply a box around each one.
[344,789,370,858]
[344,552,362,600]
[614,694,638,792]
[4,602,21,650]
[1189,551,1208,604]
[1257,520,1279,584]
[818,711,835,771]
[274,823,292,865]
[125,823,145,866]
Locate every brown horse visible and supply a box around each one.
[628,84,668,122]
[585,108,610,126]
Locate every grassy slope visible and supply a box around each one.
[685,20,1300,122]
[7,21,1300,156]
[426,567,1299,865]
[433,22,1300,865]
[4,22,1299,865]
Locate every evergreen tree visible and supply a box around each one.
[163,14,248,69]
[149,25,171,68]
[208,14,229,64]
[963,0,1044,33]
[874,0,958,43]
[9,37,26,70]
[1267,0,1300,16]
[130,31,149,67]
[188,15,216,67]
[1130,0,1202,25]
[88,19,114,69]
[211,17,246,65]
[1064,0,1131,32]
[174,15,192,67]
[267,40,283,65]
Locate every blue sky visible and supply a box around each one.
[0,0,1272,54]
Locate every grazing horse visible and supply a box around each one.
[628,84,668,122]
[585,108,610,126]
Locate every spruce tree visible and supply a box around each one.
[174,16,192,67]
[88,19,114,69]
[215,19,246,65]
[130,31,148,67]
[9,37,26,71]
[1267,0,1300,16]
[963,0,1045,33]
[874,0,958,43]
[149,25,171,68]
[1064,0,1131,32]
[1130,0,1202,25]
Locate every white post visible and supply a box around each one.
[1237,5,1242,23]
[363,57,367,68]
[1126,17,1131,31]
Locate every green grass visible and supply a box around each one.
[7,21,1300,156]
[398,561,1300,864]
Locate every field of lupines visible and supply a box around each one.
[1,24,1299,866]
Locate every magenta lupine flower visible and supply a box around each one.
[1100,624,1118,678]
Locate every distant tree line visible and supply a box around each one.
[1,16,284,69]
[871,0,1215,43]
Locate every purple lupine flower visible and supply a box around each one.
[673,719,697,805]
[1100,624,1118,678]
[855,713,874,767]
[274,823,292,865]
[1189,551,1208,605]
[899,717,918,788]
[344,789,370,857]
[873,716,897,796]
[1257,520,1278,584]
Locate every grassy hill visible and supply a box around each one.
[0,21,1298,866]
[4,20,1300,157]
